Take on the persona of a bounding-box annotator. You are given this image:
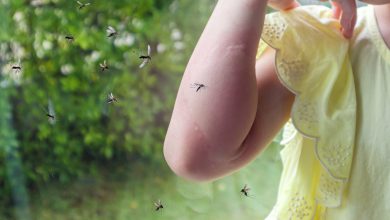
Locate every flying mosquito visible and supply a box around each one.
[240,184,250,197]
[42,101,56,124]
[106,26,118,38]
[11,59,22,74]
[139,44,151,69]
[77,1,90,10]
[190,83,206,92]
[154,200,163,211]
[107,92,118,104]
[99,60,109,72]
[65,35,74,43]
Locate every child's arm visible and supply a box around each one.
[163,0,294,182]
[163,0,358,182]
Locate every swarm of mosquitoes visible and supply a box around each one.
[6,0,244,214]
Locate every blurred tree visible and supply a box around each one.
[0,0,217,210]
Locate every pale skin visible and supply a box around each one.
[163,0,390,182]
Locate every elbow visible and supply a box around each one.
[163,137,222,183]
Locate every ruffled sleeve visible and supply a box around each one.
[258,5,357,219]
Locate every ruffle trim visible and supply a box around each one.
[259,5,357,213]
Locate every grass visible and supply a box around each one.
[5,141,283,220]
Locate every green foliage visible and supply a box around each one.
[0,0,216,210]
[29,142,282,220]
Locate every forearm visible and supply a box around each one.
[164,0,269,180]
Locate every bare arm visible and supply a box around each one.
[164,0,358,182]
[163,0,294,182]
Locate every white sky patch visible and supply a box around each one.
[10,42,25,59]
[42,40,53,50]
[171,28,182,41]
[132,18,144,29]
[114,33,135,47]
[174,41,185,51]
[84,51,101,64]
[61,64,74,75]
[13,11,28,32]
[157,43,167,53]
[13,11,23,22]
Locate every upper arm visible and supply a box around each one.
[231,48,295,168]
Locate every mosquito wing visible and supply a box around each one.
[107,26,115,33]
[48,99,56,124]
[77,1,83,5]
[147,44,151,56]
[139,59,148,69]
[100,60,106,68]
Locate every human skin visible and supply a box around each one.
[163,0,389,182]
[372,3,390,47]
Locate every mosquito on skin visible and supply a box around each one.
[139,44,151,69]
[154,200,163,211]
[106,26,118,38]
[190,83,206,92]
[99,60,109,72]
[77,1,90,10]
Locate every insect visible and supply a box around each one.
[77,1,90,10]
[65,35,75,43]
[106,26,118,38]
[240,184,250,197]
[107,92,118,104]
[190,83,206,92]
[154,200,163,211]
[42,101,56,124]
[99,60,109,72]
[139,44,151,69]
[11,59,22,74]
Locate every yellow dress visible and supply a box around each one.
[257,5,390,220]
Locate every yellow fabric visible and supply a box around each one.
[259,5,390,220]
[326,6,390,219]
[257,5,358,220]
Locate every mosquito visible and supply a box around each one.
[107,92,118,104]
[99,60,109,72]
[139,44,151,69]
[65,35,74,43]
[240,184,250,197]
[154,200,163,211]
[11,59,22,74]
[77,1,90,10]
[42,101,56,124]
[106,26,118,38]
[190,83,206,92]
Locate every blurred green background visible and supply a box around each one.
[0,0,341,219]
